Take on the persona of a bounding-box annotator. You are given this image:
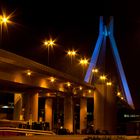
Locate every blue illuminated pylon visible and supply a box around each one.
[84,16,135,109]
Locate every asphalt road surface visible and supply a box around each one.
[0,135,139,140]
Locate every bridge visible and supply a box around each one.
[0,16,134,135]
[0,48,96,133]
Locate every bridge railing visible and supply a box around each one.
[0,127,56,136]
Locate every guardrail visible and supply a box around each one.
[0,127,56,136]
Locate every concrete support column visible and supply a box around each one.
[80,98,87,133]
[94,84,106,131]
[64,96,73,133]
[13,93,22,120]
[23,93,39,122]
[94,84,116,134]
[45,98,53,130]
[104,85,116,134]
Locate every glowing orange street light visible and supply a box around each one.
[66,49,77,64]
[44,40,49,46]
[1,16,8,24]
[106,81,112,86]
[43,38,56,64]
[0,11,14,32]
[99,75,107,84]
[49,39,55,47]
[117,91,121,96]
[91,68,99,82]
[67,49,77,57]
[79,58,88,66]
[92,68,98,73]
[79,57,89,76]
[0,15,10,25]
[99,75,106,81]
[44,38,56,48]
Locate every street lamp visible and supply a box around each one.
[0,16,8,24]
[44,38,56,48]
[0,11,15,48]
[106,81,112,86]
[99,75,107,84]
[99,75,106,80]
[91,68,99,82]
[92,68,98,73]
[66,49,77,64]
[0,14,10,26]
[0,11,14,32]
[79,58,88,66]
[117,91,121,96]
[79,57,89,76]
[43,38,56,64]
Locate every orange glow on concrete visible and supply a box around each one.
[39,79,48,88]
[14,74,23,83]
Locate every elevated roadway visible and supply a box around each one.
[0,49,94,96]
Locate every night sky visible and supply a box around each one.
[0,1,140,109]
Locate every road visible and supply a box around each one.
[0,135,140,140]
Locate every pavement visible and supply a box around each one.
[0,135,140,140]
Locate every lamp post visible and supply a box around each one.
[0,11,14,47]
[91,68,99,83]
[0,14,9,27]
[0,11,14,33]
[99,75,106,81]
[79,58,89,76]
[43,38,56,65]
[66,49,77,64]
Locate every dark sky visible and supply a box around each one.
[0,1,140,109]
